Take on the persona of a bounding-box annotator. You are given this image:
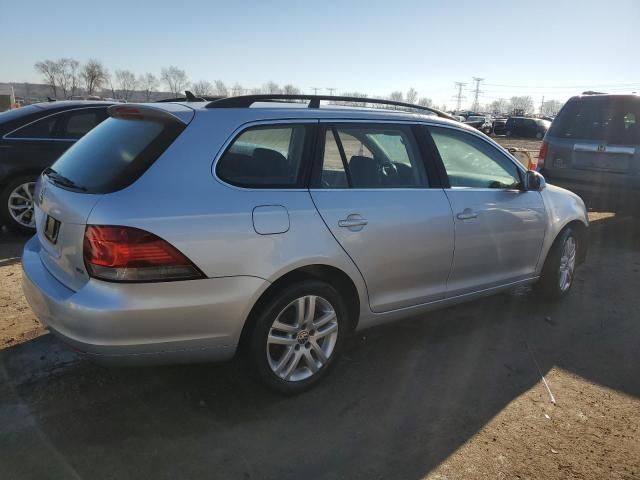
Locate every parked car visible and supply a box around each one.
[492,117,509,135]
[539,94,639,200]
[505,116,551,139]
[0,101,113,231]
[464,115,493,135]
[21,95,589,394]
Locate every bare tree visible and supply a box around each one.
[406,88,418,104]
[389,91,404,102]
[417,97,433,107]
[192,80,214,96]
[161,66,189,96]
[249,87,263,95]
[214,80,228,97]
[336,92,368,106]
[115,70,138,101]
[55,58,78,98]
[509,96,534,115]
[263,81,281,94]
[138,73,158,101]
[489,98,509,114]
[283,84,301,95]
[34,60,60,97]
[68,59,81,96]
[82,59,109,95]
[231,82,244,96]
[541,99,563,116]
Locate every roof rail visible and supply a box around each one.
[156,92,224,103]
[206,94,456,120]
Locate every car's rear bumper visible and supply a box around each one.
[21,235,269,366]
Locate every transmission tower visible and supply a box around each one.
[453,82,467,111]
[326,87,336,96]
[471,77,484,112]
[310,87,322,95]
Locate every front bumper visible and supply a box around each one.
[21,236,269,366]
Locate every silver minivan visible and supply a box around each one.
[21,95,589,393]
[540,94,640,200]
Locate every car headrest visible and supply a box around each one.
[349,155,378,187]
[252,148,289,176]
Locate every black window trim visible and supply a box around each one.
[3,106,108,142]
[310,120,432,190]
[213,120,318,190]
[423,123,527,191]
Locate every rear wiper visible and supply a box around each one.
[43,167,87,192]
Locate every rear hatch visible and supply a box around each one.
[544,96,640,186]
[35,103,193,291]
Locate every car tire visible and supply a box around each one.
[536,132,544,139]
[537,227,577,300]
[482,127,492,135]
[506,130,513,137]
[248,279,348,394]
[0,175,38,233]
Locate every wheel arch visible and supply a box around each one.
[237,263,361,353]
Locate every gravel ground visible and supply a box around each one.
[0,184,638,479]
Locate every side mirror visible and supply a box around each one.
[525,170,546,191]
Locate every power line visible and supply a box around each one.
[326,87,336,96]
[471,77,484,111]
[484,82,640,89]
[453,82,466,111]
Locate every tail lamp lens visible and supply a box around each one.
[83,225,204,282]
[537,142,548,171]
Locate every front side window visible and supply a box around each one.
[319,124,426,189]
[430,127,522,189]
[217,125,307,188]
[58,110,104,139]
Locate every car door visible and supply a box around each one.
[310,122,454,313]
[427,125,546,297]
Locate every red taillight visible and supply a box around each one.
[83,225,203,282]
[537,142,548,171]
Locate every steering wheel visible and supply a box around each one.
[378,161,398,179]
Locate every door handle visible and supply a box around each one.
[338,215,368,230]
[456,209,478,220]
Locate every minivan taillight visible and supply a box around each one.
[537,142,548,171]
[83,225,204,282]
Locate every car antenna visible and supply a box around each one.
[184,90,205,102]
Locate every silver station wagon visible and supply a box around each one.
[22,95,589,393]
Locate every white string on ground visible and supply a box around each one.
[526,341,556,405]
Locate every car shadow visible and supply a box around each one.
[0,211,639,479]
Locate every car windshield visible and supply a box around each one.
[549,97,640,143]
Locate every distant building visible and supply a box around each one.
[0,84,16,112]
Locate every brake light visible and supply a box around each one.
[83,225,204,282]
[537,142,548,171]
[110,106,144,120]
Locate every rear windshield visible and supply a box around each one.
[549,97,640,144]
[50,116,184,193]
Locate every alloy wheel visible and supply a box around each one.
[558,235,576,292]
[7,181,36,229]
[266,295,339,382]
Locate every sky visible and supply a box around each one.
[1,0,639,108]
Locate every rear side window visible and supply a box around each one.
[217,125,307,188]
[50,116,185,193]
[319,124,427,189]
[7,116,56,139]
[550,97,640,144]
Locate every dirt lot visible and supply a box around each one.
[1,175,639,479]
